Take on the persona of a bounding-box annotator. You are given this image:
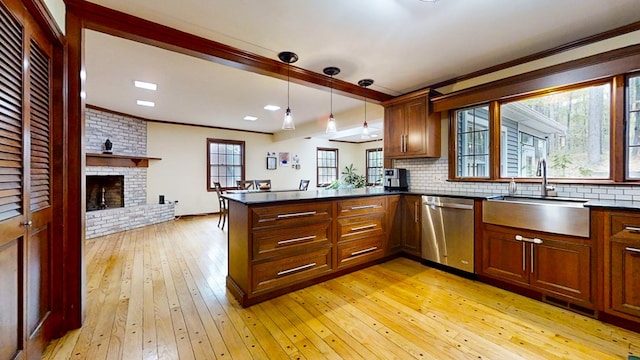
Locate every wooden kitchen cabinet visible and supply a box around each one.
[482,224,593,307]
[387,195,421,257]
[401,195,422,257]
[603,212,640,320]
[386,195,402,254]
[227,194,394,307]
[383,90,440,162]
[530,237,591,303]
[227,200,335,306]
[336,197,386,269]
[610,241,640,318]
[482,226,528,285]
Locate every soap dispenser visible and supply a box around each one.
[508,177,517,196]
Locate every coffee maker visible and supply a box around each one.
[383,168,408,191]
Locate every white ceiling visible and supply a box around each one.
[84,0,640,142]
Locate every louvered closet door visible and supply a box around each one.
[0,1,54,359]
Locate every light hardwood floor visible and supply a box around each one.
[43,215,640,359]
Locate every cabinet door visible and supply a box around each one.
[530,238,592,304]
[482,229,528,285]
[611,242,640,318]
[401,196,421,256]
[383,105,404,157]
[386,195,402,255]
[403,97,428,156]
[0,3,55,359]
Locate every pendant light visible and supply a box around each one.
[323,66,340,133]
[278,51,299,130]
[358,79,374,139]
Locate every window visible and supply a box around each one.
[455,105,490,178]
[627,74,640,179]
[366,148,383,185]
[500,83,610,179]
[207,139,245,190]
[317,148,338,187]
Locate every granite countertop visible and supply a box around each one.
[222,187,640,211]
[222,188,389,205]
[222,188,499,205]
[583,199,640,211]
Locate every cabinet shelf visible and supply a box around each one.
[86,153,161,168]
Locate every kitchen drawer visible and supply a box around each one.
[610,213,640,242]
[337,235,384,269]
[337,197,385,218]
[251,201,332,229]
[337,213,385,242]
[253,222,331,261]
[252,248,332,294]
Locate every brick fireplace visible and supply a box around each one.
[85,107,174,239]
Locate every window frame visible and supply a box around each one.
[626,72,640,180]
[451,104,492,180]
[365,147,383,186]
[206,138,246,191]
[316,147,339,187]
[448,77,624,184]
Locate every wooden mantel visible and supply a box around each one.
[86,153,161,168]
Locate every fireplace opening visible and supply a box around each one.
[87,175,124,211]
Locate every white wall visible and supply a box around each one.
[146,122,371,215]
[43,0,65,34]
[436,29,640,95]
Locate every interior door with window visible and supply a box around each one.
[0,1,55,359]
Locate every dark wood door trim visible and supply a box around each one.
[62,8,86,331]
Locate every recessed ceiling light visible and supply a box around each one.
[243,116,258,121]
[136,100,155,107]
[264,105,280,111]
[371,134,379,138]
[134,80,157,91]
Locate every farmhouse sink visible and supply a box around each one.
[483,196,590,238]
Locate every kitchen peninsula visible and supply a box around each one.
[223,188,402,307]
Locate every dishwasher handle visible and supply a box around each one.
[423,201,474,210]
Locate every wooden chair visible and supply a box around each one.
[213,182,228,229]
[299,179,310,191]
[254,179,271,190]
[236,180,254,190]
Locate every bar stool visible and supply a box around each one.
[254,179,271,190]
[236,180,254,190]
[213,182,227,229]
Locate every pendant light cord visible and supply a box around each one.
[330,75,333,115]
[363,84,367,124]
[287,64,290,108]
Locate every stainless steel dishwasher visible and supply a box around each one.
[421,196,475,273]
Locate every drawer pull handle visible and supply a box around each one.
[277,235,317,245]
[350,224,377,232]
[351,246,378,256]
[515,235,543,244]
[625,226,640,233]
[350,205,380,210]
[277,262,317,276]
[625,247,640,254]
[277,211,317,219]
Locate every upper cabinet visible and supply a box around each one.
[383,89,441,161]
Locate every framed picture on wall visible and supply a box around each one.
[266,156,277,170]
[279,152,290,167]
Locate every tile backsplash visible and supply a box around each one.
[395,157,640,201]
